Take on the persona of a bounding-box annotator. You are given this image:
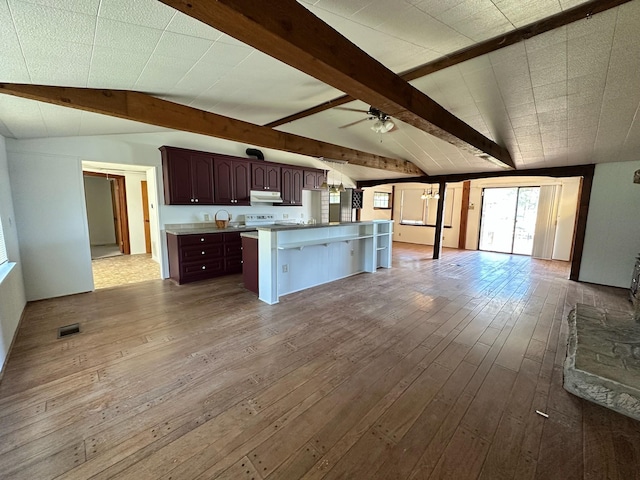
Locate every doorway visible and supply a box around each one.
[84,171,130,257]
[82,163,161,289]
[479,187,540,255]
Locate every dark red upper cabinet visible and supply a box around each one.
[213,156,251,205]
[161,146,214,205]
[303,169,326,190]
[281,167,303,206]
[251,163,281,191]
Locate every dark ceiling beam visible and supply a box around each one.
[356,164,596,188]
[266,0,632,127]
[0,84,423,175]
[158,0,514,170]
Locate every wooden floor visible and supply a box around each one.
[1,243,639,479]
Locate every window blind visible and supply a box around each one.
[0,217,8,265]
[400,189,426,225]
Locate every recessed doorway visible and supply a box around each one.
[82,162,161,289]
[479,186,540,255]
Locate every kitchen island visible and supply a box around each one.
[243,221,393,304]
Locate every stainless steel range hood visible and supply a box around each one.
[250,190,283,204]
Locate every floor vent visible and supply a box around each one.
[58,323,80,338]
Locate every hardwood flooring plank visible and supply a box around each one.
[427,427,490,480]
[0,246,634,479]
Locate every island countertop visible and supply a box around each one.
[256,221,385,232]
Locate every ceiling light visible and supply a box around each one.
[371,119,394,134]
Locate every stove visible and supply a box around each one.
[244,214,297,227]
[244,214,277,227]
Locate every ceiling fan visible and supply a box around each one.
[337,106,397,133]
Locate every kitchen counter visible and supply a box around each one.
[164,222,257,235]
[240,231,259,240]
[256,221,394,304]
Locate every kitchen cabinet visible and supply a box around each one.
[242,236,259,295]
[251,163,281,191]
[303,169,326,190]
[281,167,303,206]
[161,146,214,205]
[213,156,251,205]
[167,231,245,284]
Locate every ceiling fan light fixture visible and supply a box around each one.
[371,119,394,134]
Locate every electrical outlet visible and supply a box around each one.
[283,214,289,219]
[350,249,354,256]
[301,213,304,218]
[282,264,288,273]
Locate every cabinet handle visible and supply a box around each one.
[200,238,205,242]
[195,199,199,203]
[202,251,205,255]
[191,199,194,202]
[202,266,206,270]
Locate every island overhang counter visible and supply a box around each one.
[243,221,393,304]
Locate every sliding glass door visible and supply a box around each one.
[479,187,540,255]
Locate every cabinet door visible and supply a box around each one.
[251,163,280,191]
[190,154,214,204]
[232,160,251,205]
[251,163,268,191]
[213,157,235,204]
[281,167,303,205]
[315,170,326,190]
[303,169,318,190]
[265,165,281,191]
[162,148,193,204]
[291,168,303,205]
[281,167,293,205]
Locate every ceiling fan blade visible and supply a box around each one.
[339,118,369,129]
[335,107,370,114]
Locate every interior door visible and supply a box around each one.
[141,180,152,254]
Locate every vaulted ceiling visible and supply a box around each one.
[0,0,639,181]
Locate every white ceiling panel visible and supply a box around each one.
[97,0,175,30]
[93,17,163,56]
[0,0,638,180]
[21,36,92,86]
[9,0,95,45]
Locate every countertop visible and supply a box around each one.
[240,232,259,240]
[256,221,386,232]
[165,223,258,235]
[165,220,391,235]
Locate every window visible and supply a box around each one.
[373,191,391,209]
[329,191,341,204]
[399,188,455,227]
[0,217,8,266]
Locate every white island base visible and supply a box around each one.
[257,221,393,304]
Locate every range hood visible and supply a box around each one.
[250,190,283,204]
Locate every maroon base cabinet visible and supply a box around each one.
[167,231,244,284]
[242,236,259,294]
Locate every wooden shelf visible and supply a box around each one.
[277,234,373,250]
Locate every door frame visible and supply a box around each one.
[84,171,130,255]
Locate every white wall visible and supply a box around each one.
[84,176,116,245]
[361,185,393,221]
[0,134,27,373]
[580,160,640,287]
[8,151,94,301]
[6,131,328,299]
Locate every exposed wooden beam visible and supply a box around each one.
[158,0,514,169]
[266,0,631,128]
[357,164,596,188]
[0,84,423,176]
